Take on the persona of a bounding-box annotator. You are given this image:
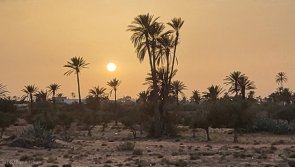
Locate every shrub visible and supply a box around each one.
[0,112,17,138]
[254,118,295,134]
[133,148,143,155]
[10,121,55,148]
[77,111,102,137]
[19,155,34,161]
[56,111,74,141]
[116,142,135,151]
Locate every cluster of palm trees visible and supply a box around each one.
[21,84,61,110]
[128,13,184,124]
[189,71,256,104]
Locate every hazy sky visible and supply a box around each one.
[1,0,295,100]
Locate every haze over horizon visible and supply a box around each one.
[1,0,295,100]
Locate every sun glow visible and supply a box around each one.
[107,63,116,72]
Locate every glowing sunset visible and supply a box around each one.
[107,63,117,72]
[0,1,295,166]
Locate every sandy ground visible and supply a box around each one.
[0,124,295,167]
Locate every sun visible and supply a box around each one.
[107,63,116,72]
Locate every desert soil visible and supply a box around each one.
[0,124,295,167]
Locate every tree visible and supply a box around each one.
[275,72,287,89]
[208,99,255,143]
[0,83,8,99]
[190,90,201,104]
[0,112,17,138]
[107,78,121,106]
[137,91,150,103]
[22,85,38,111]
[171,80,186,105]
[238,76,256,100]
[128,14,184,137]
[47,83,60,104]
[224,71,244,96]
[190,110,211,141]
[203,85,224,102]
[89,86,107,101]
[127,14,161,102]
[64,56,89,104]
[35,90,49,102]
[88,86,108,109]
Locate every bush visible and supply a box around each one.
[0,112,17,138]
[116,142,135,151]
[10,121,55,148]
[254,118,295,134]
[133,148,143,155]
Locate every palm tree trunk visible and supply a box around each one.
[176,92,179,105]
[206,127,211,141]
[0,128,4,138]
[233,128,238,143]
[168,33,179,85]
[30,93,33,112]
[53,91,56,104]
[76,72,82,104]
[114,89,118,126]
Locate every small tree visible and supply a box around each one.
[56,112,74,140]
[120,110,142,139]
[190,110,211,141]
[208,99,255,143]
[0,112,17,138]
[78,111,101,137]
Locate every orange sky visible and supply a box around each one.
[1,0,295,100]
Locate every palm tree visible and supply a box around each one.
[238,76,256,100]
[47,83,60,104]
[137,90,150,103]
[167,18,184,85]
[275,72,287,89]
[22,85,38,111]
[203,85,224,102]
[88,85,107,103]
[191,90,201,104]
[224,71,244,96]
[0,83,8,99]
[64,56,89,104]
[35,90,49,102]
[128,14,163,102]
[171,80,186,105]
[107,78,122,105]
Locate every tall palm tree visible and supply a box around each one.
[224,71,244,96]
[275,72,287,89]
[128,14,163,102]
[171,80,186,105]
[107,78,121,105]
[191,90,201,104]
[0,83,8,99]
[203,85,224,102]
[167,18,184,85]
[88,85,107,102]
[47,83,60,104]
[238,76,256,100]
[22,85,38,111]
[64,56,89,104]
